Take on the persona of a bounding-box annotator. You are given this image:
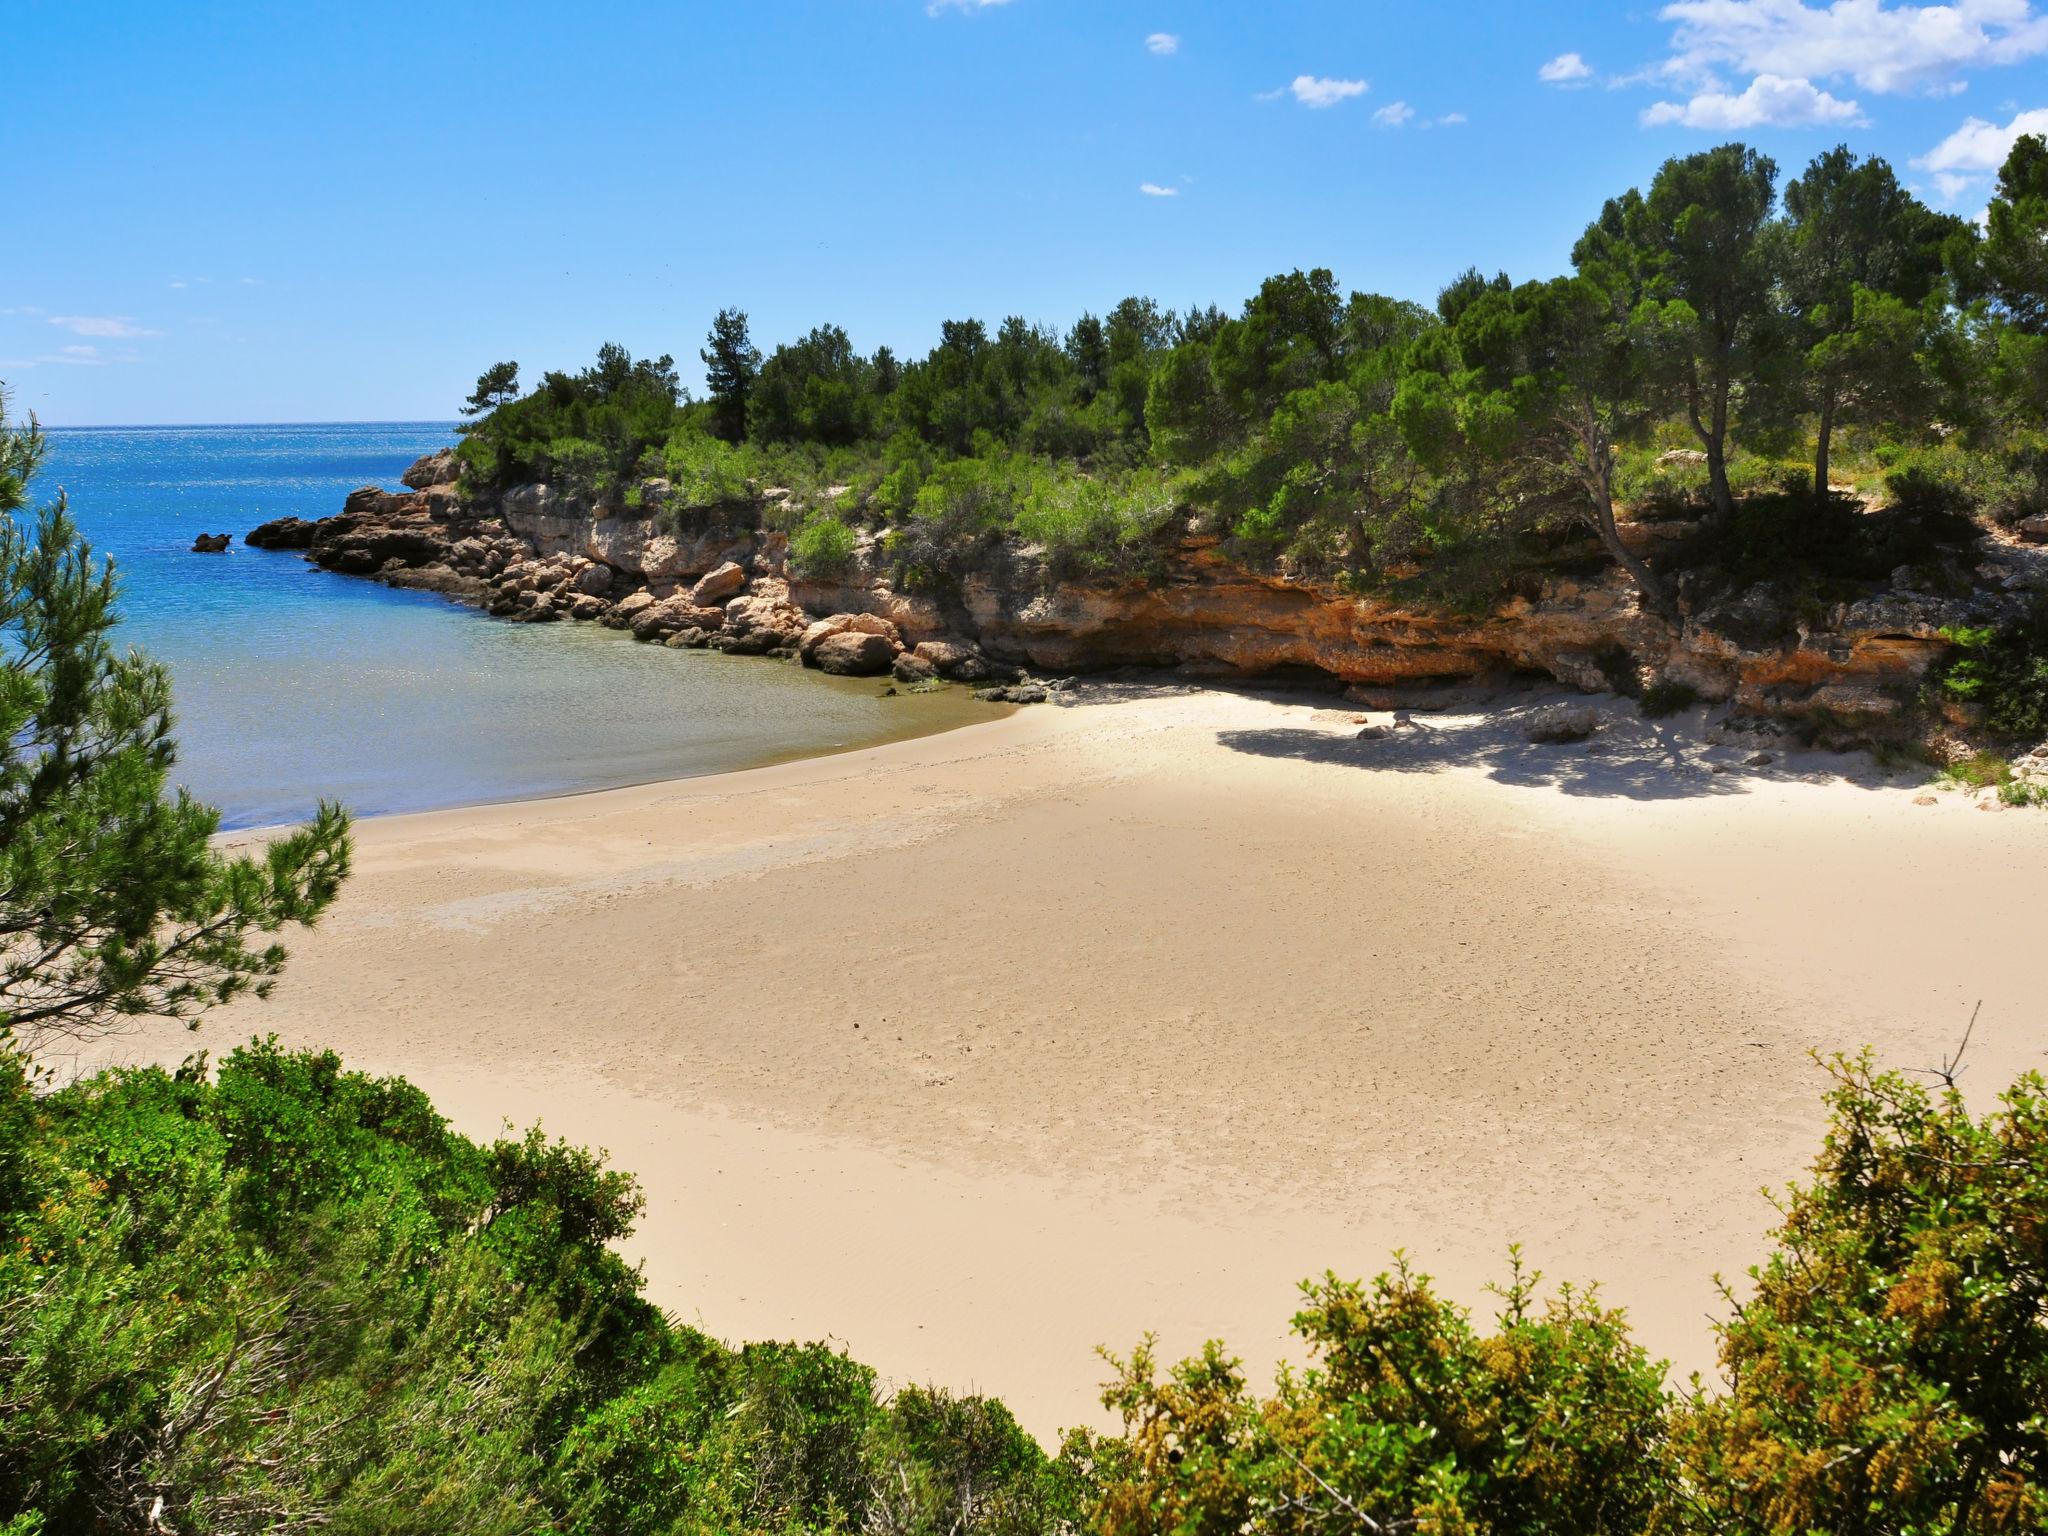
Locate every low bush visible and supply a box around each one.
[789,513,858,578]
[1013,467,1177,581]
[1936,606,2048,744]
[1639,678,1700,717]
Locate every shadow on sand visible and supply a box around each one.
[1216,696,1903,803]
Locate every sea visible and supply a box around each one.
[39,422,986,829]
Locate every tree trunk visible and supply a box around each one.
[1813,395,1835,513]
[1704,384,1735,528]
[1588,482,1675,621]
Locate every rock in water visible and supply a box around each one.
[190,532,231,553]
[892,651,938,683]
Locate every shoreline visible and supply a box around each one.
[101,682,2048,1444]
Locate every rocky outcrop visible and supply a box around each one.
[400,448,460,490]
[190,533,231,553]
[246,516,317,550]
[283,456,2040,743]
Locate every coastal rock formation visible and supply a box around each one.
[282,453,2036,744]
[400,448,460,490]
[689,561,748,606]
[245,516,317,550]
[190,532,231,553]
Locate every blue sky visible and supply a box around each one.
[10,0,2048,424]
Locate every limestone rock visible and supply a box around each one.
[812,631,897,676]
[400,448,461,490]
[689,561,748,606]
[892,651,938,683]
[1525,704,1599,743]
[631,597,727,642]
[1805,684,1900,718]
[800,612,903,663]
[717,594,809,655]
[2020,514,2048,545]
[913,638,992,682]
[245,517,316,550]
[190,532,231,553]
[574,563,614,597]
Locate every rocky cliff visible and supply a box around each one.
[249,454,2048,743]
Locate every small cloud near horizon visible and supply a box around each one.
[1540,52,1593,85]
[1145,31,1179,55]
[1373,100,1416,127]
[926,0,1012,13]
[1285,75,1368,108]
[1438,111,1468,125]
[1139,182,1180,197]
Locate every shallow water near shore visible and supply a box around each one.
[42,423,995,828]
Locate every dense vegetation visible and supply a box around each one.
[5,1035,2042,1533]
[454,136,2048,628]
[0,1041,1078,1535]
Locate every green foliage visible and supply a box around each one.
[1085,1252,1671,1536]
[1083,1056,2048,1533]
[1667,1053,2048,1532]
[456,343,683,498]
[1014,467,1178,581]
[660,426,759,516]
[789,512,858,578]
[1639,678,1700,717]
[0,398,351,1045]
[702,307,761,443]
[1936,609,2048,743]
[0,1043,1071,1535]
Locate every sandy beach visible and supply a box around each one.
[84,685,2048,1443]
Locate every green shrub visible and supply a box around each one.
[1940,750,2013,790]
[1639,678,1699,717]
[1936,609,2048,743]
[1013,467,1177,580]
[661,427,757,512]
[790,513,858,578]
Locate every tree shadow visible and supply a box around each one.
[1217,700,1901,802]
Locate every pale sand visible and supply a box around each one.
[83,685,2048,1442]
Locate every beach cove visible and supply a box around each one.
[90,681,2048,1444]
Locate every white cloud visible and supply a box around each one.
[1439,111,1469,124]
[1643,70,1866,126]
[1916,104,2048,199]
[1373,100,1416,126]
[926,0,1012,12]
[1145,31,1179,54]
[1288,74,1369,107]
[48,314,162,338]
[1540,51,1594,83]
[1921,103,2048,170]
[1657,0,2048,96]
[1138,182,1180,196]
[0,305,46,318]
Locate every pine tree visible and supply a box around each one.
[0,391,351,1044]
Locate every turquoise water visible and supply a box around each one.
[39,424,984,829]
